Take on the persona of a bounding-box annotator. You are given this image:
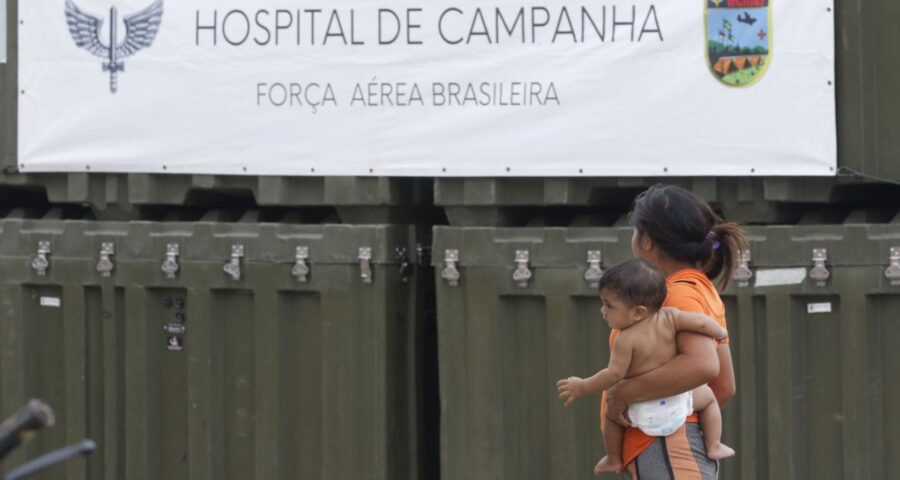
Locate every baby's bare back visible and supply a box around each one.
[618,308,680,378]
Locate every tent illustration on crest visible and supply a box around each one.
[706,0,771,87]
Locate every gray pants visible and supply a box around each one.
[628,423,718,480]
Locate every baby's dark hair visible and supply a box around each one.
[597,259,667,311]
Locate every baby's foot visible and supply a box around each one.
[593,456,623,475]
[706,442,736,460]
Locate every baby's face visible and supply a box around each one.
[600,290,642,330]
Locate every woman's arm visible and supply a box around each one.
[709,343,736,406]
[605,331,719,425]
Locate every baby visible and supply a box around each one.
[557,258,735,474]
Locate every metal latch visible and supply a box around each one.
[31,241,51,276]
[223,245,244,281]
[96,243,115,278]
[733,249,753,287]
[512,250,532,288]
[886,247,900,286]
[292,246,310,283]
[359,247,373,284]
[584,250,603,289]
[395,247,413,283]
[809,248,830,287]
[161,244,180,279]
[441,249,460,286]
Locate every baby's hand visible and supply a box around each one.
[556,377,586,407]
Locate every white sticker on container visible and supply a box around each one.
[39,297,61,308]
[807,302,832,314]
[754,268,807,287]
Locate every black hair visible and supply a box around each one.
[597,259,667,311]
[631,184,749,288]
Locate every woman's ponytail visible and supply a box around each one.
[701,222,748,288]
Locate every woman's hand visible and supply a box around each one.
[605,332,719,422]
[604,383,632,427]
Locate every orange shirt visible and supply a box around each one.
[601,268,728,468]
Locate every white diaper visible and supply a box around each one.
[627,391,694,437]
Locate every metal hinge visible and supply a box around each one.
[223,245,244,281]
[512,250,532,288]
[886,247,900,286]
[359,247,373,284]
[96,243,115,278]
[733,249,753,287]
[395,247,413,283]
[31,241,51,276]
[441,249,460,287]
[584,250,603,289]
[161,244,180,279]
[809,248,830,287]
[416,243,432,266]
[291,246,310,283]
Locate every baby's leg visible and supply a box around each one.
[594,420,625,474]
[693,385,735,460]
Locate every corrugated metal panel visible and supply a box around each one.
[0,220,427,480]
[433,227,628,480]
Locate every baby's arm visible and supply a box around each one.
[669,308,728,341]
[557,334,633,407]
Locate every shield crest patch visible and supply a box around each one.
[706,0,771,87]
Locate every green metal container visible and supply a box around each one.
[434,176,900,227]
[722,222,900,480]
[0,219,428,480]
[432,227,629,480]
[432,219,900,480]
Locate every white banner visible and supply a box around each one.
[1,0,6,64]
[19,0,836,176]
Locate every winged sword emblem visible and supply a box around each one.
[65,0,164,93]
